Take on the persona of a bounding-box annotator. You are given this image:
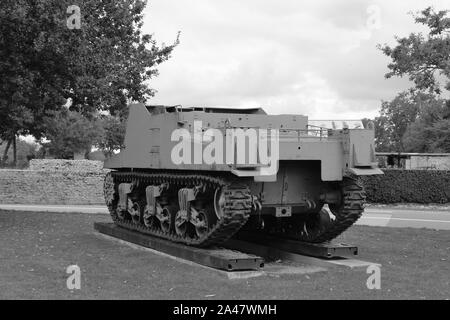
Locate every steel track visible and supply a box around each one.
[104,171,252,247]
[104,172,365,247]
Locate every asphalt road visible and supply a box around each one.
[0,204,449,230]
[356,207,450,230]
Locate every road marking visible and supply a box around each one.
[365,209,394,214]
[362,216,450,223]
[367,209,450,214]
[357,214,392,226]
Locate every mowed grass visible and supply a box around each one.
[0,210,448,299]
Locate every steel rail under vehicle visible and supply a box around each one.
[94,222,358,272]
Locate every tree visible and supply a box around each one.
[96,115,127,156]
[374,91,423,151]
[375,7,450,153]
[402,98,450,152]
[0,138,39,168]
[0,0,178,162]
[361,118,373,129]
[374,90,450,152]
[61,0,180,116]
[0,0,65,163]
[379,7,450,95]
[428,118,450,152]
[43,110,103,159]
[373,115,391,152]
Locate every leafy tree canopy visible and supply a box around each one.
[0,138,39,168]
[0,0,178,142]
[42,109,103,159]
[374,90,450,152]
[96,114,127,155]
[374,7,450,153]
[379,7,450,94]
[402,95,450,152]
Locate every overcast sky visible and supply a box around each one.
[143,0,449,120]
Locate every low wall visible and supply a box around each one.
[0,160,108,205]
[28,159,104,172]
[0,169,107,205]
[1,160,449,205]
[407,156,450,170]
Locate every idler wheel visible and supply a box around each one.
[117,206,130,221]
[159,206,173,234]
[191,208,209,239]
[175,209,188,237]
[129,200,142,225]
[143,201,161,229]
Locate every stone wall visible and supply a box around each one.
[29,159,105,172]
[376,154,450,170]
[0,160,108,205]
[407,156,450,170]
[1,160,449,205]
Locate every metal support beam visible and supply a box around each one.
[234,231,358,259]
[94,222,264,271]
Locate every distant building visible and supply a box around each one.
[376,153,450,170]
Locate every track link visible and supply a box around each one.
[104,171,252,247]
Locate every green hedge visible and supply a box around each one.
[360,169,450,204]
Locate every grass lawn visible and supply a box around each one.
[0,210,448,299]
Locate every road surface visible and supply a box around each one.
[0,204,449,230]
[356,207,450,230]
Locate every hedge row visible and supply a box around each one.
[360,169,450,204]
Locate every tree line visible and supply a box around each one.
[0,0,178,165]
[373,7,450,153]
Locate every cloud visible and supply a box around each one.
[143,0,449,119]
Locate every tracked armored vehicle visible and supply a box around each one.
[104,103,382,247]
